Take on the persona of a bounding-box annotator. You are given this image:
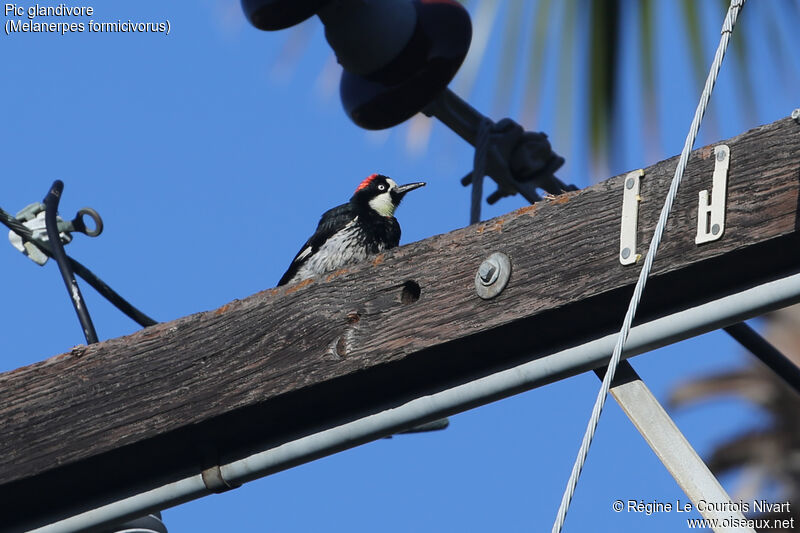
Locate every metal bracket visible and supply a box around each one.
[423,89,576,206]
[695,145,729,244]
[619,169,643,265]
[7,202,103,265]
[8,203,72,265]
[201,465,241,493]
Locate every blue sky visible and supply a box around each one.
[2,1,798,531]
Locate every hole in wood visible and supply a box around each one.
[335,336,347,358]
[401,280,421,304]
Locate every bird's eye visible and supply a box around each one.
[378,184,386,191]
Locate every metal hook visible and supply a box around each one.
[68,207,104,237]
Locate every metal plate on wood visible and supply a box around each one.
[696,145,730,244]
[619,169,643,265]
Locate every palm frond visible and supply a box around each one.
[492,1,527,116]
[638,0,660,160]
[521,0,555,125]
[587,0,619,173]
[554,0,577,165]
[669,369,779,408]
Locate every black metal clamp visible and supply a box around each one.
[2,182,157,330]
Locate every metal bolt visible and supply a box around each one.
[621,247,631,259]
[792,108,800,124]
[711,223,721,235]
[716,149,726,162]
[478,261,498,285]
[475,252,511,299]
[625,178,635,190]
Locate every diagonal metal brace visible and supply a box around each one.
[596,361,755,533]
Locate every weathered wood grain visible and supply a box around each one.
[2,118,800,526]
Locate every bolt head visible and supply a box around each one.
[625,178,635,190]
[475,252,511,299]
[478,261,497,284]
[792,108,800,123]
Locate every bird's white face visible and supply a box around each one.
[368,177,399,217]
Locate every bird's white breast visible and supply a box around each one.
[292,217,386,282]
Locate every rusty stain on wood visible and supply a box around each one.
[491,218,505,232]
[324,268,350,282]
[257,287,281,298]
[284,278,314,293]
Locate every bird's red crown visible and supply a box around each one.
[355,173,381,192]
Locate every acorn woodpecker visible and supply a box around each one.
[278,174,426,286]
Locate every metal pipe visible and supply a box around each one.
[724,322,800,395]
[30,270,800,533]
[43,180,99,344]
[423,88,482,145]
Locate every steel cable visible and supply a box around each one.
[551,1,746,531]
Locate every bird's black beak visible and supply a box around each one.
[395,182,426,196]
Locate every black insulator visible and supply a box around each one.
[340,0,472,130]
[241,0,330,31]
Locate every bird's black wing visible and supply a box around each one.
[277,203,355,286]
